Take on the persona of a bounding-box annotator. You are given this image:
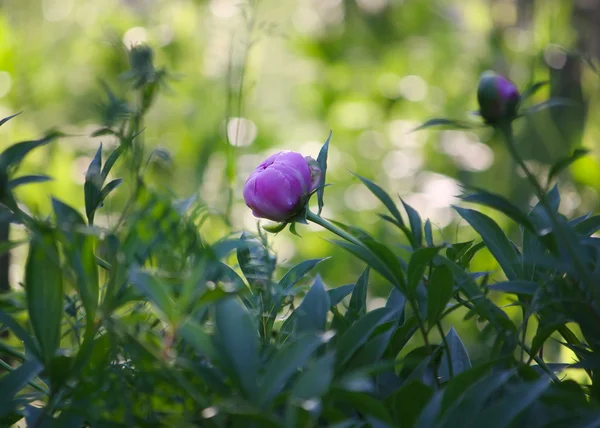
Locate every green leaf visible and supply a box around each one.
[0,133,57,172]
[178,318,219,361]
[25,229,64,365]
[487,280,538,296]
[472,378,549,428]
[401,198,423,248]
[258,333,327,407]
[461,187,536,233]
[52,199,99,324]
[345,267,369,323]
[335,308,396,369]
[385,287,406,313]
[328,389,394,425]
[101,145,123,180]
[0,359,43,416]
[412,118,472,131]
[427,265,454,328]
[99,178,123,202]
[520,81,548,101]
[128,268,176,321]
[328,283,355,307]
[424,219,434,247]
[279,258,328,292]
[547,148,589,184]
[0,312,40,358]
[7,175,51,189]
[454,206,521,280]
[522,97,578,115]
[386,380,433,427]
[439,327,471,382]
[292,352,335,399]
[574,215,600,236]
[353,173,404,228]
[284,275,331,333]
[215,297,259,398]
[0,112,22,128]
[407,247,441,293]
[84,144,103,224]
[237,232,275,287]
[90,127,116,137]
[316,131,331,215]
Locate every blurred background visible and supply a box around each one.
[0,0,599,358]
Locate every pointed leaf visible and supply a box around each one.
[346,267,369,323]
[215,297,259,397]
[25,230,64,365]
[258,333,326,406]
[7,175,51,189]
[520,81,548,101]
[101,145,123,180]
[292,352,334,399]
[401,198,423,248]
[284,275,330,333]
[328,283,355,307]
[407,247,441,293]
[427,265,454,328]
[547,148,589,184]
[487,280,538,296]
[316,131,331,215]
[0,133,57,172]
[279,258,328,292]
[0,359,43,410]
[84,144,103,224]
[354,173,404,227]
[128,268,176,321]
[454,206,521,280]
[99,178,122,201]
[0,112,22,128]
[413,118,472,131]
[461,188,536,233]
[522,97,578,115]
[439,327,471,382]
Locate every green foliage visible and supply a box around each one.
[0,31,600,428]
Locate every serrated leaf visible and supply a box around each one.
[412,118,472,132]
[25,230,64,365]
[454,206,521,280]
[7,175,51,189]
[407,247,441,293]
[215,297,259,398]
[316,131,331,215]
[547,148,589,184]
[427,265,453,328]
[354,173,404,227]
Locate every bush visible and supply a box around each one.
[1,46,600,427]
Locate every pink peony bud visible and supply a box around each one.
[243,151,321,222]
[477,71,520,124]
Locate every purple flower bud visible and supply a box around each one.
[477,71,520,124]
[243,151,321,222]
